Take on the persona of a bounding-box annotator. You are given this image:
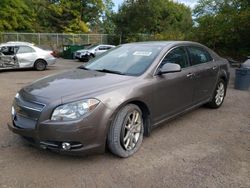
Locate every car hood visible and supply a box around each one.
[23,69,134,101]
[76,50,88,53]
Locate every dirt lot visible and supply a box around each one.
[0,59,249,188]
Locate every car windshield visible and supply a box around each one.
[83,45,163,76]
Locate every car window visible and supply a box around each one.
[17,46,35,54]
[160,47,189,68]
[187,46,213,66]
[98,46,108,50]
[0,46,18,55]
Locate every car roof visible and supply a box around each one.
[97,44,115,47]
[0,41,34,47]
[123,41,203,47]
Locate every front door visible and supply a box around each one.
[0,46,19,68]
[152,46,195,124]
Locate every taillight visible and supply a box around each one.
[51,51,56,57]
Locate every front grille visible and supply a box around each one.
[13,95,46,129]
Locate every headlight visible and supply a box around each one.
[51,99,100,121]
[82,52,90,55]
[15,93,19,99]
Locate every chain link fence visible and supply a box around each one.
[0,33,122,50]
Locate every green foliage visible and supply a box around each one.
[0,0,34,32]
[102,0,116,33]
[112,0,193,41]
[0,0,110,33]
[192,0,250,59]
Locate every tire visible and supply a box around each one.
[34,59,47,71]
[207,79,226,108]
[79,58,85,62]
[108,104,144,158]
[88,54,95,61]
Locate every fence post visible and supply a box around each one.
[72,34,75,45]
[38,33,41,45]
[88,34,90,44]
[56,34,59,47]
[16,33,19,41]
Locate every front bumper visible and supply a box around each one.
[8,102,112,155]
[76,54,91,61]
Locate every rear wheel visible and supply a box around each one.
[108,104,144,158]
[207,79,226,108]
[34,59,47,71]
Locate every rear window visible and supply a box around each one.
[17,46,35,54]
[187,46,213,66]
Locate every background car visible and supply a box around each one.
[0,41,56,71]
[75,44,115,61]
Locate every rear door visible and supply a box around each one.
[16,45,37,68]
[186,46,218,104]
[152,46,196,123]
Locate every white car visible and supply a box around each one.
[0,41,56,71]
[75,44,115,61]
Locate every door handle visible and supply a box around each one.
[212,66,217,70]
[186,73,194,78]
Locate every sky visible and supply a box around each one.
[113,0,199,11]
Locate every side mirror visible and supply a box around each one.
[157,63,181,75]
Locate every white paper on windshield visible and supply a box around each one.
[133,51,152,56]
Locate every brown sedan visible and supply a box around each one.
[8,41,230,157]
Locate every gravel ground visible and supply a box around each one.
[0,59,249,188]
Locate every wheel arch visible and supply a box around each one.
[107,99,152,138]
[218,69,229,86]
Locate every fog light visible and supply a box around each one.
[62,142,71,150]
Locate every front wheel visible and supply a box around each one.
[207,79,226,108]
[87,54,95,61]
[108,104,144,158]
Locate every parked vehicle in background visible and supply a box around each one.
[0,41,56,71]
[8,41,230,158]
[75,44,115,61]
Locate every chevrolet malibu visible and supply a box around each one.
[8,41,230,158]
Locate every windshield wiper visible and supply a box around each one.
[95,69,125,75]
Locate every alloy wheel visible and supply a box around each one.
[122,110,143,151]
[215,82,225,106]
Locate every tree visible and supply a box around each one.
[0,0,34,32]
[102,0,116,33]
[0,0,109,33]
[112,0,193,42]
[192,0,250,59]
